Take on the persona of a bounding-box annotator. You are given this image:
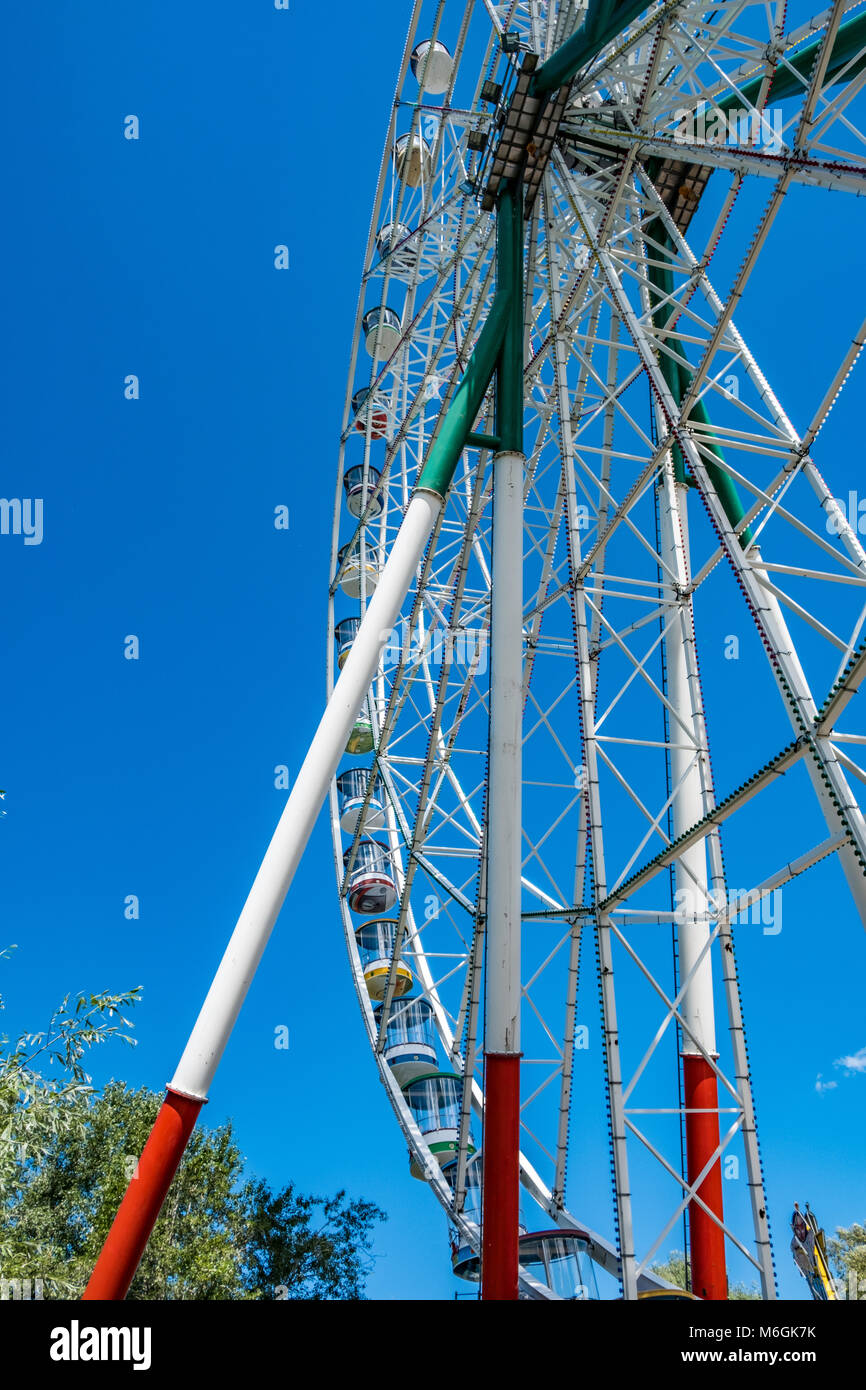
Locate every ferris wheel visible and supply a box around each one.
[327,0,866,1301]
[85,0,866,1307]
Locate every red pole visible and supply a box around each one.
[481,1053,521,1300]
[683,1055,727,1300]
[83,1089,203,1300]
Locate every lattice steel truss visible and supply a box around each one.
[329,0,866,1299]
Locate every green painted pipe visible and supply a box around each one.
[496,183,525,454]
[719,12,866,111]
[645,232,688,483]
[531,3,866,110]
[582,0,615,44]
[531,0,651,97]
[645,219,752,543]
[417,187,526,499]
[416,290,511,498]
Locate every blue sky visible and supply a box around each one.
[1,2,864,1301]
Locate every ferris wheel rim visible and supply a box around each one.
[327,0,866,1299]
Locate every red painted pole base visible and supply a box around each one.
[481,1052,521,1301]
[683,1054,727,1300]
[82,1088,204,1300]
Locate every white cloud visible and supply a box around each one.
[815,1073,838,1095]
[833,1046,866,1076]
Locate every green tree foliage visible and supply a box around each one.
[727,1279,762,1300]
[828,1223,866,1285]
[649,1250,760,1299]
[0,944,141,1288]
[650,1250,688,1290]
[5,1081,386,1299]
[241,1175,387,1301]
[1,952,386,1299]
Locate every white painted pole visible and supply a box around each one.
[171,488,443,1100]
[658,474,717,1055]
[482,448,525,1303]
[485,450,525,1055]
[659,467,727,1300]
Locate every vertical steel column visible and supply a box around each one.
[658,467,727,1301]
[482,183,525,1302]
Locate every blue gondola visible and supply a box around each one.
[343,463,383,518]
[374,996,437,1084]
[334,616,361,671]
[442,1151,483,1280]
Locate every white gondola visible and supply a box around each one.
[374,996,437,1084]
[401,1071,473,1178]
[336,540,380,599]
[354,918,413,1000]
[410,39,453,95]
[342,463,383,519]
[362,306,401,357]
[351,387,390,440]
[337,766,386,833]
[517,1231,600,1301]
[393,132,432,188]
[343,839,398,914]
[375,221,418,273]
